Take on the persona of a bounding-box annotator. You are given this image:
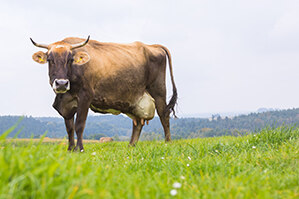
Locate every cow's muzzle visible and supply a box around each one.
[52,79,70,93]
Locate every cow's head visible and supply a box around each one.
[31,36,90,94]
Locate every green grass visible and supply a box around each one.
[0,126,298,199]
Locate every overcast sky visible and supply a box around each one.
[0,0,299,117]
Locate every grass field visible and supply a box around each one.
[6,138,99,143]
[0,126,298,199]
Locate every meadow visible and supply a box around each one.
[0,126,298,199]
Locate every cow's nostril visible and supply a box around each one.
[53,79,70,93]
[56,79,68,86]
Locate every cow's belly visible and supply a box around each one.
[90,97,133,115]
[90,92,155,120]
[90,104,121,115]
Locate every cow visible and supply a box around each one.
[99,137,114,143]
[30,36,177,151]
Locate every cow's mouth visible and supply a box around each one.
[54,88,68,94]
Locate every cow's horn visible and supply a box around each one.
[71,36,90,50]
[30,38,49,49]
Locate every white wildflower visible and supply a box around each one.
[170,189,177,196]
[188,156,191,160]
[173,182,182,189]
[161,157,165,160]
[180,176,185,180]
[91,152,96,156]
[215,150,219,153]
[252,146,256,149]
[80,149,84,152]
[141,157,144,160]
[187,164,190,167]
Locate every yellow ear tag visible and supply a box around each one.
[39,57,45,62]
[76,57,83,63]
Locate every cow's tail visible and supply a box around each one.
[158,45,178,118]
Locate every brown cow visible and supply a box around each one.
[30,36,177,151]
[99,137,113,143]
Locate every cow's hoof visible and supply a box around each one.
[128,143,137,147]
[67,145,75,151]
[73,146,84,152]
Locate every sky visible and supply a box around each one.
[0,0,299,117]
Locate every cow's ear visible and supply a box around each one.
[32,51,47,64]
[73,52,90,65]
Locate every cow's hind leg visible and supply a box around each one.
[147,86,171,142]
[64,117,75,151]
[129,120,143,146]
[155,97,171,142]
[146,46,177,142]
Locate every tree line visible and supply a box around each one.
[1,108,299,140]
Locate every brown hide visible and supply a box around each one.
[52,37,172,118]
[31,36,177,151]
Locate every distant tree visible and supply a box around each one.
[217,115,221,121]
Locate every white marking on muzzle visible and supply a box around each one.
[52,79,70,94]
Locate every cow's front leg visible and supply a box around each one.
[64,117,75,151]
[74,99,90,152]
